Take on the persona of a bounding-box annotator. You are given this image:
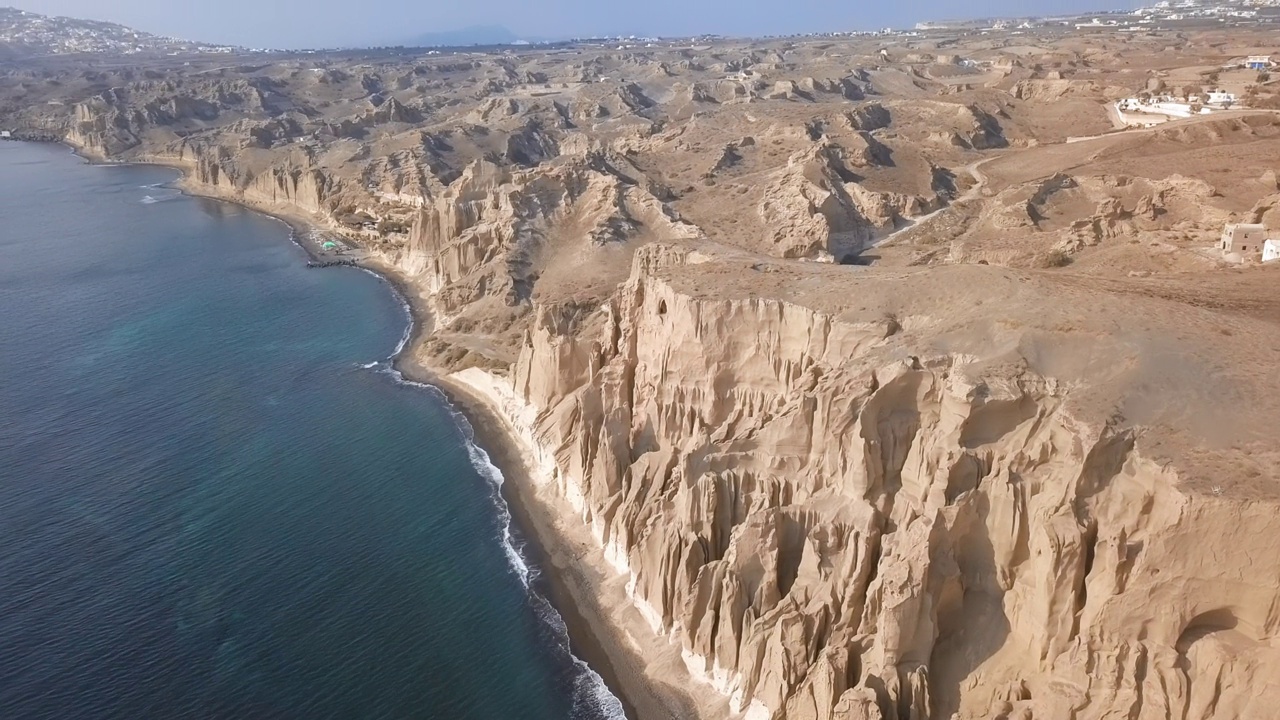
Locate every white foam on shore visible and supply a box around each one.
[374,363,535,584]
[390,313,412,358]
[573,666,628,720]
[140,191,181,204]
[551,600,630,720]
[401,369,536,588]
[344,264,414,369]
[355,269,413,349]
[463,430,533,587]
[531,577,627,720]
[284,227,306,251]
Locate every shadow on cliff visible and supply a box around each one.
[928,485,1014,718]
[839,252,879,266]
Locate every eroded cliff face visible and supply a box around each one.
[389,151,702,369]
[450,245,1280,720]
[185,145,346,216]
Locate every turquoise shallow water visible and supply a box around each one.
[0,142,622,719]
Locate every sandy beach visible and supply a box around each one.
[63,141,703,720]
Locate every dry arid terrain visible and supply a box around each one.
[6,16,1280,720]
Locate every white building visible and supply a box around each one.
[1264,239,1280,263]
[1222,223,1268,257]
[1206,91,1237,106]
[1120,98,1210,119]
[1247,55,1273,71]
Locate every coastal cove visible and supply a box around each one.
[0,141,626,720]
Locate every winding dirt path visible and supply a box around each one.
[869,155,996,249]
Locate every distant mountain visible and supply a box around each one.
[400,25,522,48]
[0,6,241,57]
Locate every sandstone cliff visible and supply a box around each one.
[445,245,1280,720]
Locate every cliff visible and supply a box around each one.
[445,245,1280,720]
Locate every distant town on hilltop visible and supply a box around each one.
[0,7,241,56]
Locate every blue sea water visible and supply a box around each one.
[0,142,623,720]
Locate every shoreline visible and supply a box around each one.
[59,141,689,720]
[427,370,714,720]
[362,254,707,720]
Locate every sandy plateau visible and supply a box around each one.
[6,17,1280,720]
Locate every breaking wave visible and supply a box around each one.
[140,191,181,204]
[390,307,413,358]
[376,365,624,719]
[462,426,533,587]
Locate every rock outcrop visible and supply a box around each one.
[956,172,1227,267]
[757,143,944,260]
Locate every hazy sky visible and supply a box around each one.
[12,1,1133,49]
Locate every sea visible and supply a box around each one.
[0,141,625,720]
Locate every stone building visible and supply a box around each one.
[1220,223,1268,256]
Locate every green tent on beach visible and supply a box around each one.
[322,241,339,250]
